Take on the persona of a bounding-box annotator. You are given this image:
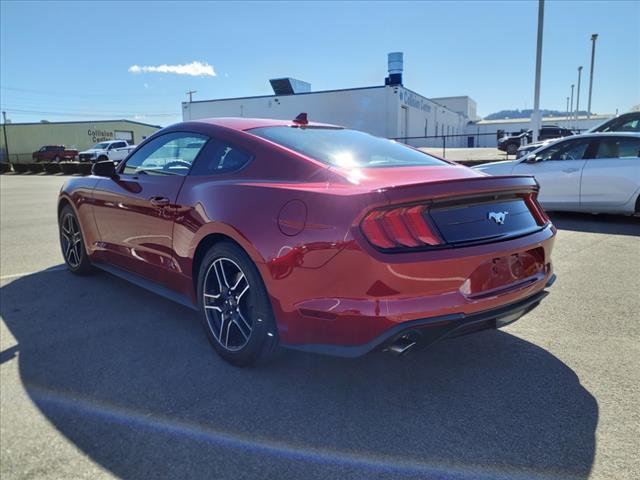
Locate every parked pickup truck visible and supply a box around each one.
[32,145,79,162]
[78,140,136,163]
[497,125,574,155]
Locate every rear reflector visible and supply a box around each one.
[361,206,442,250]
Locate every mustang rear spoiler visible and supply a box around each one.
[379,175,539,206]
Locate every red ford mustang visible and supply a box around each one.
[58,116,556,366]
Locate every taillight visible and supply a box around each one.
[361,206,442,250]
[524,193,550,226]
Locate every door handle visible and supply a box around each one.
[149,196,170,207]
[562,167,579,173]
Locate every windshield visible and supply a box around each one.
[92,142,111,149]
[249,126,446,168]
[589,114,640,133]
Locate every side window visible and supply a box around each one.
[600,116,640,133]
[619,119,640,132]
[594,138,640,159]
[538,139,590,161]
[122,132,208,176]
[190,139,252,176]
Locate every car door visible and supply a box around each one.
[91,131,209,285]
[539,128,558,141]
[512,137,593,209]
[108,141,127,161]
[580,136,640,212]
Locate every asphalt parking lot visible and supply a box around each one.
[1,174,639,480]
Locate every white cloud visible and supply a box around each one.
[128,61,216,77]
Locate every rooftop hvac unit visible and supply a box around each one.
[269,78,311,95]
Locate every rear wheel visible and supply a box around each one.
[59,205,92,275]
[506,143,518,155]
[197,242,278,366]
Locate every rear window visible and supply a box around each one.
[249,126,446,168]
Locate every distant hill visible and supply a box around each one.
[485,109,589,120]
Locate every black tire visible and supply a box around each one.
[506,143,518,155]
[98,155,108,162]
[59,205,93,275]
[197,241,278,366]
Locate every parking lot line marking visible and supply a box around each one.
[0,265,66,281]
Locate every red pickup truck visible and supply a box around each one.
[32,145,79,162]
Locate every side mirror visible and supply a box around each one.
[92,160,117,177]
[524,155,541,164]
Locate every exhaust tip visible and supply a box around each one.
[384,331,421,356]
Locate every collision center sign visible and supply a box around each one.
[88,129,114,143]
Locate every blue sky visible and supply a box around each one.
[1,0,638,126]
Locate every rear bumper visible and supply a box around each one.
[284,274,555,357]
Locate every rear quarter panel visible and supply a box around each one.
[171,175,386,303]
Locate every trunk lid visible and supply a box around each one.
[355,168,546,250]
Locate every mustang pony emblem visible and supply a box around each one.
[488,211,509,225]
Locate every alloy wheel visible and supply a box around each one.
[202,257,253,351]
[60,213,82,268]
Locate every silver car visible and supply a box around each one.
[475,132,640,215]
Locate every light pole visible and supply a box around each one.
[1,111,9,163]
[566,96,570,126]
[570,84,574,129]
[587,33,598,119]
[531,0,545,143]
[575,66,583,131]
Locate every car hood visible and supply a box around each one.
[78,149,104,155]
[472,160,518,175]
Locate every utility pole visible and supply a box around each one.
[531,0,545,143]
[186,90,197,103]
[566,96,570,126]
[570,84,574,130]
[587,33,598,119]
[1,111,9,163]
[575,66,583,132]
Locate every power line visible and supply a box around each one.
[1,107,179,118]
[0,85,186,100]
[0,100,181,115]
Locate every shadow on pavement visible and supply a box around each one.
[1,268,597,479]
[549,211,640,236]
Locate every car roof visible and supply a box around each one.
[191,117,341,131]
[570,132,640,139]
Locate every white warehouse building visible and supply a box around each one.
[469,114,614,147]
[182,52,614,149]
[183,53,474,148]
